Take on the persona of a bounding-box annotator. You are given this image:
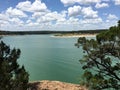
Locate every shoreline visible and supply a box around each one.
[52,34,97,38]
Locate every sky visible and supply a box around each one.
[0,0,120,31]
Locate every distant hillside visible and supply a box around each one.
[0,29,107,35]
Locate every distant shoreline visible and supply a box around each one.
[0,29,107,36]
[52,33,97,38]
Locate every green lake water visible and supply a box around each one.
[2,35,84,84]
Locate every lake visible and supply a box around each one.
[2,35,84,84]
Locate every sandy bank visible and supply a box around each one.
[52,34,97,38]
[28,80,88,90]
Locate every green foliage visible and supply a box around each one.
[0,41,29,90]
[76,20,120,90]
[118,20,120,28]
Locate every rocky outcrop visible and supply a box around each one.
[28,80,88,90]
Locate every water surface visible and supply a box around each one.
[2,35,84,84]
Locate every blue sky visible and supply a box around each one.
[0,0,120,31]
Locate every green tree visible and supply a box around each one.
[0,41,29,90]
[75,21,120,90]
[118,20,120,28]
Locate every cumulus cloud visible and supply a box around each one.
[0,0,49,30]
[107,14,118,20]
[36,15,56,23]
[68,6,82,17]
[95,3,109,8]
[9,18,24,26]
[16,0,47,12]
[32,12,47,18]
[102,0,110,2]
[30,0,47,12]
[82,18,102,24]
[16,0,31,12]
[61,0,101,6]
[114,0,120,5]
[35,11,66,24]
[0,14,9,28]
[0,0,119,31]
[0,14,9,21]
[57,17,79,24]
[82,7,98,18]
[79,0,101,4]
[60,0,76,6]
[6,7,27,18]
[26,21,39,26]
[67,5,99,19]
[67,17,79,24]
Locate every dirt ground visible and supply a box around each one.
[28,80,88,90]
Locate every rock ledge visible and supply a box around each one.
[29,80,88,90]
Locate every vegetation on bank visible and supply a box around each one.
[0,29,107,35]
[54,33,97,37]
[75,20,120,90]
[0,41,29,90]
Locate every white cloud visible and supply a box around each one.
[68,6,82,17]
[82,18,102,24]
[32,12,47,18]
[1,0,49,30]
[0,14,9,21]
[68,6,99,19]
[114,0,120,5]
[57,17,79,24]
[26,20,32,24]
[36,11,66,24]
[0,14,10,28]
[0,0,118,31]
[37,16,55,23]
[16,0,31,12]
[32,10,67,23]
[107,14,118,20]
[55,17,103,30]
[95,3,109,8]
[27,22,39,26]
[30,0,47,12]
[9,18,24,26]
[102,0,110,1]
[46,12,62,20]
[16,0,47,12]
[82,7,98,18]
[79,0,101,4]
[60,0,76,6]
[56,18,66,24]
[60,0,101,6]
[67,17,79,24]
[6,7,27,18]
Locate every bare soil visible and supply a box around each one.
[28,80,88,90]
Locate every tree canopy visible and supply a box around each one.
[0,41,29,90]
[75,20,120,90]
